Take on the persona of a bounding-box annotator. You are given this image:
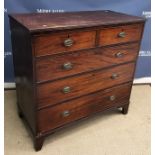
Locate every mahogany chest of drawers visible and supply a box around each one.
[9,10,145,151]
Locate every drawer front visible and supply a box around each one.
[36,43,139,82]
[38,83,132,133]
[34,31,96,57]
[37,63,135,108]
[99,24,143,46]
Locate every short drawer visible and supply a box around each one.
[37,83,132,133]
[37,63,135,108]
[99,24,143,46]
[36,43,139,82]
[34,30,96,57]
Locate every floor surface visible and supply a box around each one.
[4,85,150,155]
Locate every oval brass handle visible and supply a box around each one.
[64,38,73,47]
[115,52,124,58]
[109,95,116,101]
[62,86,71,93]
[62,110,70,117]
[118,32,126,38]
[62,62,73,70]
[111,73,118,79]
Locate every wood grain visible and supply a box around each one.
[9,10,145,151]
[34,30,96,57]
[38,83,132,133]
[37,63,135,109]
[99,24,143,46]
[36,43,139,82]
[9,10,145,33]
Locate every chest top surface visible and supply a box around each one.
[9,10,145,33]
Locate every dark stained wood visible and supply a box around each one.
[34,30,96,57]
[9,18,37,134]
[17,103,24,118]
[9,10,145,33]
[9,10,145,151]
[38,83,132,133]
[34,136,44,151]
[36,43,139,82]
[99,23,143,46]
[37,63,135,109]
[122,104,129,114]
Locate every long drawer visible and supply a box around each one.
[37,63,135,109]
[36,43,139,82]
[37,83,132,133]
[99,24,143,46]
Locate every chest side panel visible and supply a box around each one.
[9,17,37,134]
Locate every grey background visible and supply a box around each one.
[4,0,151,82]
